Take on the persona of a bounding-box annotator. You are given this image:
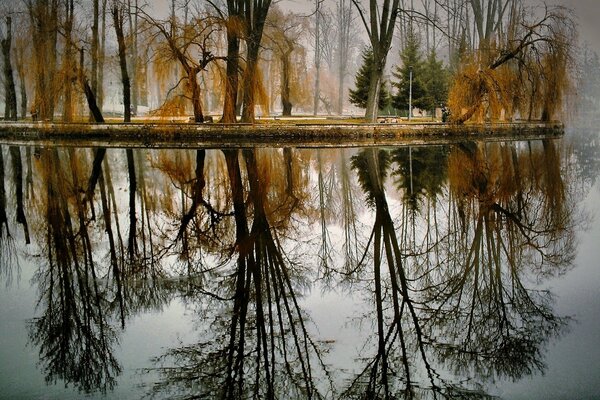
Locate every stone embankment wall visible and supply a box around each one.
[0,121,563,148]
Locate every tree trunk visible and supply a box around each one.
[1,17,18,121]
[98,0,107,110]
[0,148,8,236]
[241,1,271,123]
[29,0,58,121]
[178,149,206,238]
[126,149,137,261]
[17,60,27,120]
[129,0,138,116]
[189,68,204,123]
[241,38,261,123]
[62,0,75,123]
[281,52,292,116]
[355,0,400,122]
[113,4,131,122]
[9,146,30,243]
[222,28,240,123]
[365,56,383,121]
[337,0,351,115]
[313,0,320,116]
[79,49,105,123]
[91,0,99,118]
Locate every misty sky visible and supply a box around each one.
[561,0,600,53]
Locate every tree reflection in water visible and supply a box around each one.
[149,148,330,399]
[0,146,19,284]
[27,147,121,393]
[342,141,578,398]
[0,140,584,398]
[19,146,176,393]
[424,141,575,383]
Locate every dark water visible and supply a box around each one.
[0,133,599,399]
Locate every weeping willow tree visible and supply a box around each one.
[139,9,225,122]
[448,5,576,123]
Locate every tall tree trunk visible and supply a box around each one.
[29,0,58,121]
[337,0,350,115]
[241,38,261,123]
[91,0,99,118]
[79,49,105,123]
[17,58,27,120]
[240,0,272,123]
[222,24,240,123]
[62,0,75,123]
[1,17,18,121]
[281,52,292,116]
[313,0,321,116]
[364,56,383,121]
[98,0,107,110]
[112,4,131,122]
[353,0,401,121]
[128,0,138,116]
[189,68,204,123]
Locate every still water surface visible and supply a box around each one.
[0,133,599,399]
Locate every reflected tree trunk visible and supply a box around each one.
[9,147,30,243]
[127,149,137,262]
[178,150,206,239]
[98,162,125,328]
[0,148,8,236]
[85,148,107,202]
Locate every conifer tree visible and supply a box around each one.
[391,31,427,113]
[349,48,390,111]
[422,49,449,114]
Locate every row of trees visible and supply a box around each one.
[0,0,366,123]
[0,0,580,124]
[348,0,577,122]
[349,31,450,117]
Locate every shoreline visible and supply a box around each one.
[0,121,564,148]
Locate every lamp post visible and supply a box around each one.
[408,65,413,122]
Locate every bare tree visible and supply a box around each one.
[351,0,401,121]
[112,1,131,122]
[313,0,321,116]
[336,0,355,114]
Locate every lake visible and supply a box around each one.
[0,131,599,399]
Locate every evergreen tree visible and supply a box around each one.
[391,31,427,113]
[421,49,450,113]
[349,48,390,111]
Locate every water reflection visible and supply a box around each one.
[0,139,588,397]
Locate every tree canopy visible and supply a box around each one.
[349,48,390,111]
